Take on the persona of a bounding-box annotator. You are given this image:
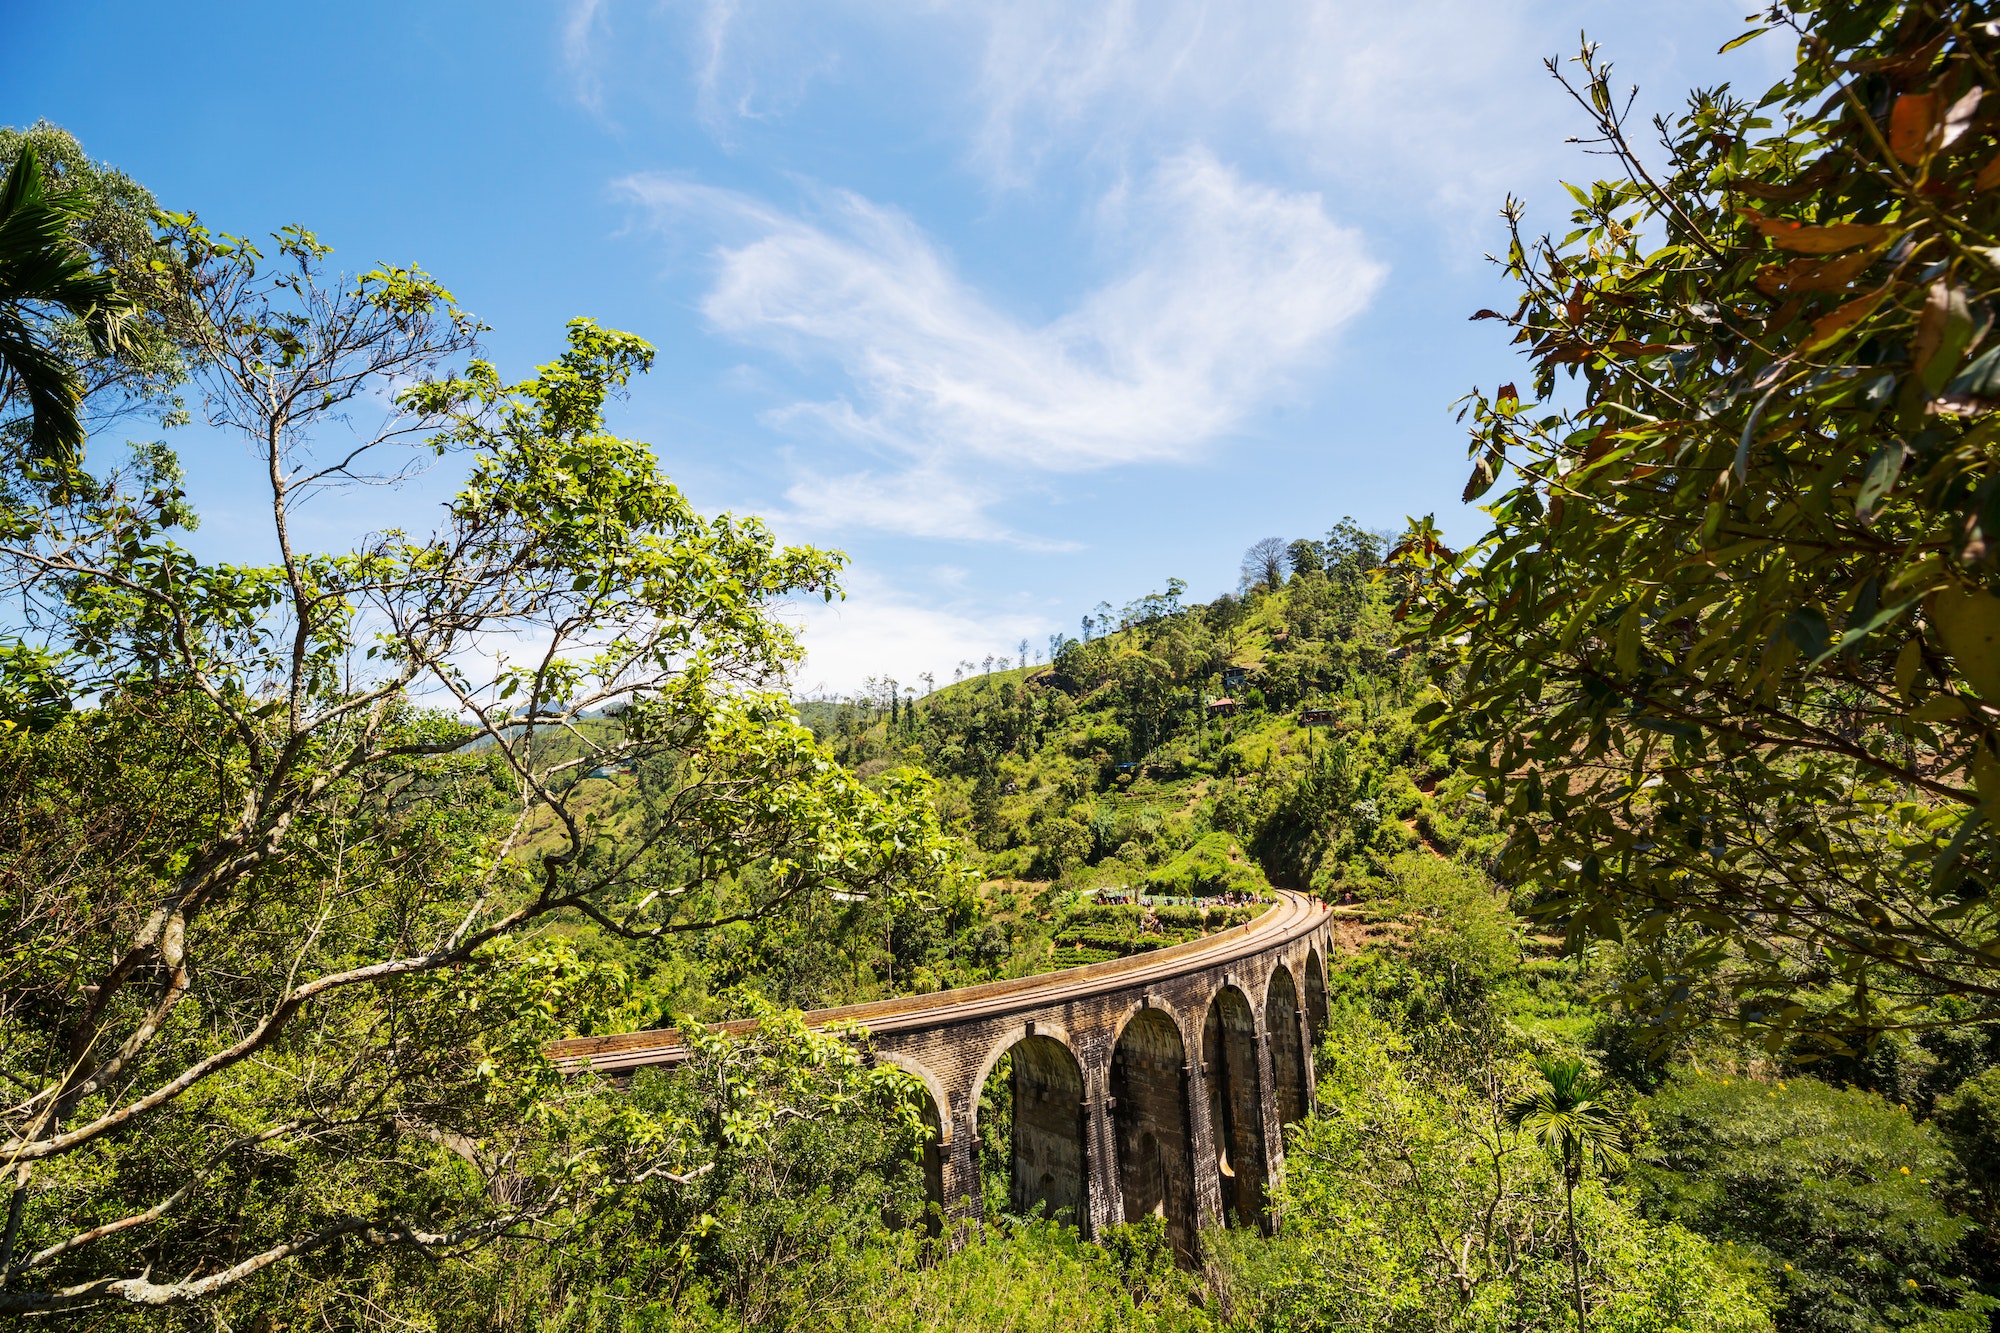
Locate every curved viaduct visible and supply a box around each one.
[549,891,1334,1257]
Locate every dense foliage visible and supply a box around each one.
[0,212,960,1315]
[1399,2,2000,1048]
[1636,1074,1977,1329]
[809,520,1474,894]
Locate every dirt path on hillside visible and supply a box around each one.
[1402,816,1445,858]
[1329,908,1390,954]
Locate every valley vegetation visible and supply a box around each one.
[8,2,2000,1330]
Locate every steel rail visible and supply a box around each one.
[548,890,1329,1075]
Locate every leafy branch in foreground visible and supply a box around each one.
[0,223,961,1316]
[1396,2,2000,1046]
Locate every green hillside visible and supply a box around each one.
[521,521,1498,1027]
[802,521,1502,959]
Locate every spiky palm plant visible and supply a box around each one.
[0,144,125,474]
[1506,1057,1627,1333]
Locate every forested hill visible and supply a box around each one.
[536,520,1505,1027]
[801,520,1501,905]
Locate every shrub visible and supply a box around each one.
[1386,853,1517,988]
[832,1221,1213,1332]
[1634,1074,1987,1332]
[1221,1008,1772,1333]
[1146,832,1266,897]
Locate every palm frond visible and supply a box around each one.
[0,144,132,471]
[1506,1057,1628,1172]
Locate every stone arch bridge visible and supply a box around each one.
[549,891,1333,1257]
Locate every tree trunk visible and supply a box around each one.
[0,1168,26,1288]
[1564,1151,1585,1333]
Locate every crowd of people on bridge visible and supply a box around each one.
[1085,886,1267,934]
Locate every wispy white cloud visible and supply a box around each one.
[550,0,1784,688]
[779,465,1080,551]
[692,0,739,129]
[623,150,1381,539]
[658,0,1560,209]
[960,0,1560,210]
[561,0,611,115]
[669,0,1776,220]
[690,0,844,142]
[784,571,1054,696]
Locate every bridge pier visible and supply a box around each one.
[1084,1062,1121,1238]
[1295,1005,1316,1117]
[945,1102,978,1231]
[1183,1049,1225,1233]
[1253,1027,1283,1231]
[1088,1056,1120,1232]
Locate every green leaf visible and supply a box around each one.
[1947,343,2000,400]
[1911,695,1968,722]
[1916,281,1976,394]
[1854,442,1906,521]
[1820,596,1918,664]
[1464,451,1501,502]
[1615,599,1645,674]
[1927,585,2000,700]
[1559,583,1622,653]
[1784,606,1831,661]
[1896,637,1924,699]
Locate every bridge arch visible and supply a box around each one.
[1265,964,1310,1135]
[1302,948,1329,1042]
[1201,981,1270,1231]
[878,1052,952,1233]
[1107,993,1195,1054]
[971,1027,1088,1225]
[1110,1005,1198,1258]
[968,1020,1080,1107]
[877,1052,953,1145]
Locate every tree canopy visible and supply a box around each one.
[1397,2,2000,1049]
[0,221,961,1314]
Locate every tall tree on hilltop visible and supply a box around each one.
[1325,516,1385,584]
[1242,536,1287,592]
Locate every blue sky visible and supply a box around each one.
[7,1,1789,692]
